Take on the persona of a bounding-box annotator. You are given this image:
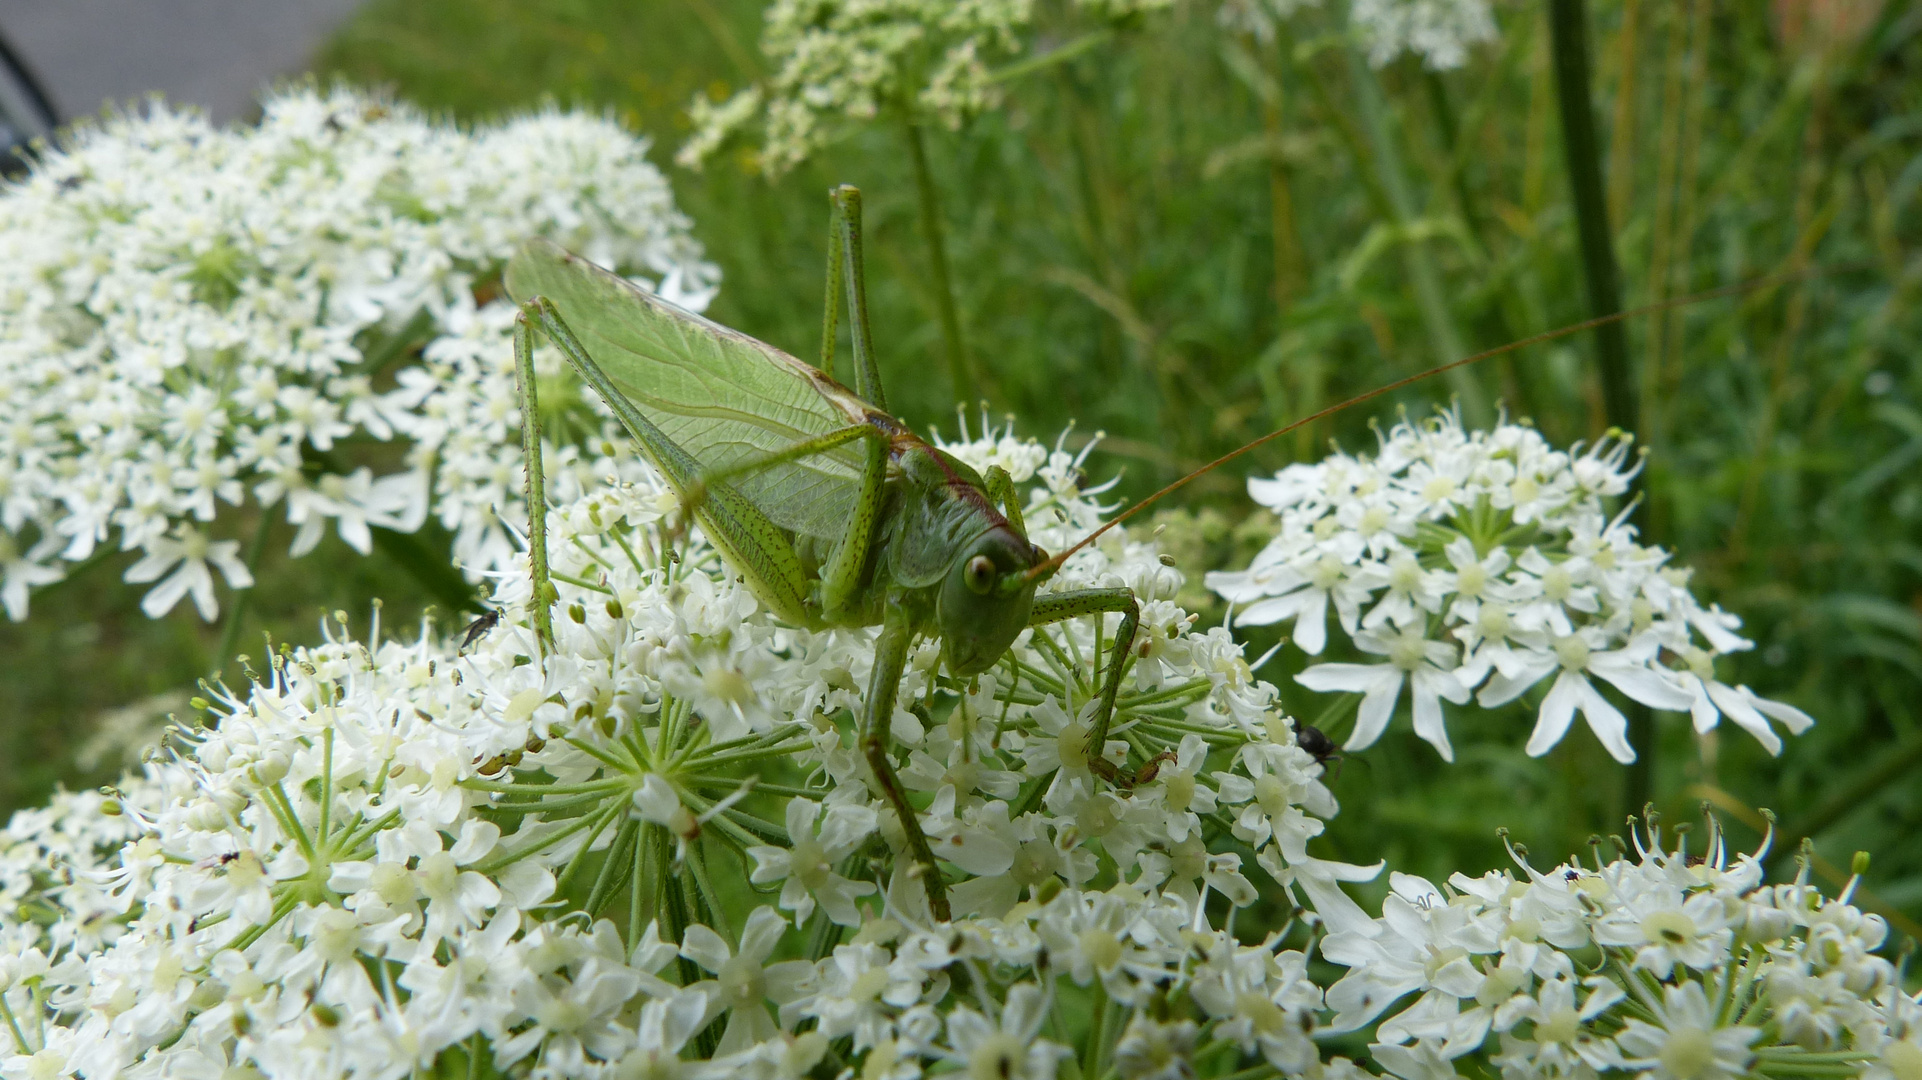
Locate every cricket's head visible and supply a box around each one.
[938,525,1045,676]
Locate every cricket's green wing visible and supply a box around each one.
[504,239,870,539]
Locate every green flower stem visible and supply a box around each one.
[1545,0,1650,812]
[680,777,815,797]
[904,120,977,404]
[230,891,300,952]
[1029,629,1084,696]
[560,733,630,771]
[584,816,640,914]
[567,534,618,575]
[264,782,318,863]
[686,843,732,941]
[1136,719,1247,745]
[339,807,403,856]
[462,778,625,796]
[486,789,619,815]
[1341,42,1490,427]
[805,905,844,962]
[318,728,334,844]
[480,797,618,877]
[629,822,653,945]
[607,526,651,579]
[1755,1051,1876,1064]
[548,569,613,594]
[1081,976,1110,1080]
[0,994,30,1056]
[690,736,812,770]
[989,29,1115,85]
[1118,680,1215,709]
[1547,0,1635,432]
[554,800,630,897]
[210,510,275,679]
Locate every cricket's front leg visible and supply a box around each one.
[1028,587,1140,784]
[513,306,556,656]
[863,613,951,922]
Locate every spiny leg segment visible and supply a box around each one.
[1028,588,1141,783]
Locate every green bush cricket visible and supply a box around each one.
[504,185,1804,924]
[507,187,1141,922]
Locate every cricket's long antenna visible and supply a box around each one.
[1025,266,1827,581]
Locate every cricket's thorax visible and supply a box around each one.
[793,438,1040,667]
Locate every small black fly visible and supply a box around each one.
[1295,723,1348,780]
[459,608,502,654]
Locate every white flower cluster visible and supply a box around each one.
[1217,0,1496,69]
[1207,413,1814,764]
[0,425,1383,1080]
[677,0,1166,175]
[1320,821,1921,1080]
[0,85,717,623]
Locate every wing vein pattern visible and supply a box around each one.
[506,239,869,539]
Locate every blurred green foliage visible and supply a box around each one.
[2,0,1917,935]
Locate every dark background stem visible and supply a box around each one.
[1549,0,1650,815]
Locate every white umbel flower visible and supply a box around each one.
[0,85,716,623]
[1210,413,1811,762]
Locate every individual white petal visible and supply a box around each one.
[1683,674,1722,734]
[1739,685,1814,734]
[448,818,500,863]
[1297,662,1395,695]
[1704,681,1783,755]
[737,906,788,964]
[785,796,822,840]
[183,562,220,621]
[1589,653,1694,711]
[1348,668,1406,751]
[289,516,326,557]
[746,845,790,884]
[1524,670,1584,757]
[817,803,878,852]
[1293,587,1330,654]
[780,876,816,924]
[1575,677,1633,764]
[1478,650,1556,707]
[338,514,373,555]
[207,540,255,588]
[1409,670,1455,762]
[679,923,733,973]
[139,565,194,619]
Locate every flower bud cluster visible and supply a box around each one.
[1207,413,1813,764]
[0,86,716,622]
[678,0,1170,175]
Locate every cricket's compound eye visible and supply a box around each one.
[965,555,995,594]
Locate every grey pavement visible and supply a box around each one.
[0,0,365,129]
